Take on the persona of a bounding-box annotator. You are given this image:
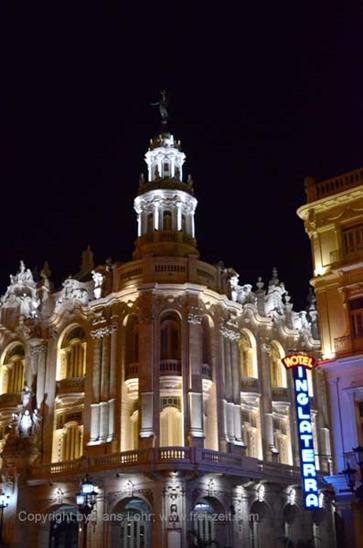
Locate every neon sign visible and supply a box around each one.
[281,352,315,370]
[282,354,319,509]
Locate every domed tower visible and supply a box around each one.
[133,132,199,259]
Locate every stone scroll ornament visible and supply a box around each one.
[281,352,319,509]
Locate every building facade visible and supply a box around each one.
[298,169,363,547]
[0,131,336,547]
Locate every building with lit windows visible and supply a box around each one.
[298,169,363,547]
[0,130,336,547]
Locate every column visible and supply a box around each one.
[99,401,109,442]
[32,342,48,409]
[177,203,182,231]
[90,403,100,443]
[138,298,154,447]
[231,335,243,445]
[259,341,275,460]
[101,334,110,402]
[217,326,228,449]
[153,203,159,230]
[187,311,204,446]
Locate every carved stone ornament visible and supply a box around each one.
[229,274,257,305]
[91,324,117,339]
[187,313,202,325]
[0,261,40,319]
[56,277,90,309]
[220,326,240,341]
[92,271,104,300]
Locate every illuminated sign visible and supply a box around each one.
[282,354,319,509]
[281,352,316,370]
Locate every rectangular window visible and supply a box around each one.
[350,297,363,338]
[357,401,363,444]
[342,224,363,256]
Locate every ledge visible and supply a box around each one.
[27,447,303,486]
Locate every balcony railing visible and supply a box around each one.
[125,362,139,380]
[330,247,363,266]
[241,377,259,392]
[271,387,289,401]
[56,377,85,395]
[334,335,363,356]
[30,447,271,481]
[0,392,21,408]
[160,359,181,375]
[305,168,363,203]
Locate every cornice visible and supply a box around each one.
[297,184,363,220]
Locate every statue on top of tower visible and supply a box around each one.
[151,89,168,126]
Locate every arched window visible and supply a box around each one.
[181,214,186,232]
[191,498,226,547]
[273,414,292,465]
[59,327,86,380]
[240,330,257,378]
[192,501,215,544]
[160,313,181,361]
[49,506,79,548]
[1,344,25,394]
[111,498,151,548]
[270,342,287,388]
[160,404,182,446]
[249,500,272,548]
[163,210,172,231]
[62,421,83,461]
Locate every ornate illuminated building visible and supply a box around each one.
[0,128,336,547]
[298,169,363,547]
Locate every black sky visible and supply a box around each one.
[0,3,362,309]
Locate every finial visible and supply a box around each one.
[151,90,168,126]
[307,286,317,310]
[269,267,279,286]
[256,276,264,291]
[80,245,95,273]
[41,260,52,279]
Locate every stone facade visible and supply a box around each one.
[0,132,336,547]
[298,169,363,547]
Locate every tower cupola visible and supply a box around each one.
[133,131,199,259]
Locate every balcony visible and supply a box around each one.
[125,362,139,380]
[0,392,21,408]
[160,359,181,375]
[271,387,289,402]
[29,447,266,482]
[334,335,363,356]
[240,377,259,393]
[305,168,363,203]
[56,377,85,395]
[330,247,363,267]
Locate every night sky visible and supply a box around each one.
[0,4,362,310]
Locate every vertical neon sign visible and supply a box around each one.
[282,353,319,509]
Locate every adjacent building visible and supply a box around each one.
[298,168,363,547]
[0,130,336,547]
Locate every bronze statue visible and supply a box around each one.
[151,89,168,125]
